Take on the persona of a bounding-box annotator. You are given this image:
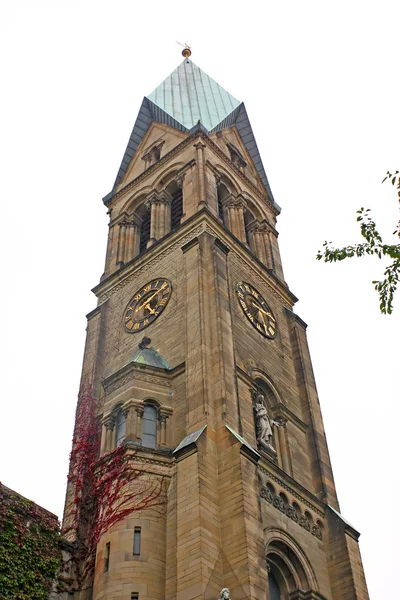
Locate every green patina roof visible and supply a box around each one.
[147,59,241,131]
[130,345,172,370]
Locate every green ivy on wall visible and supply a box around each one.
[0,484,61,600]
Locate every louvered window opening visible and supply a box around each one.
[171,190,183,231]
[139,210,151,254]
[218,194,224,221]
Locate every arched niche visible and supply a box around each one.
[252,371,283,407]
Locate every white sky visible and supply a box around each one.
[1,1,399,598]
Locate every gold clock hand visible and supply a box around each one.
[143,303,157,316]
[250,300,274,320]
[255,305,269,334]
[135,290,160,313]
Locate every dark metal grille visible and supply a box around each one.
[139,210,150,254]
[218,193,224,221]
[171,190,183,231]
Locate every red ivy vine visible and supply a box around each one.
[63,385,164,589]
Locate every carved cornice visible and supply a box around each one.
[221,193,247,210]
[247,219,271,235]
[260,484,323,540]
[102,361,185,397]
[258,462,325,518]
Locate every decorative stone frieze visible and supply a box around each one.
[260,484,323,540]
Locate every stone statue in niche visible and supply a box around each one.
[219,589,231,600]
[253,390,282,452]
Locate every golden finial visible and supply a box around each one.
[177,41,192,58]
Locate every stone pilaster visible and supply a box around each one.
[222,194,247,243]
[247,220,273,268]
[194,141,206,208]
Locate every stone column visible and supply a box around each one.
[100,423,108,455]
[194,141,206,207]
[135,407,144,444]
[116,220,127,265]
[222,195,236,234]
[142,152,152,171]
[247,221,271,266]
[123,221,138,263]
[158,190,172,238]
[132,216,140,258]
[146,192,159,248]
[159,413,167,446]
[103,417,115,454]
[278,420,292,475]
[158,200,166,238]
[222,195,247,243]
[235,195,247,244]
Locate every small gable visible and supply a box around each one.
[116,122,187,191]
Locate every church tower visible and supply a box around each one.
[62,54,369,600]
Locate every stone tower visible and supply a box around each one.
[62,57,369,600]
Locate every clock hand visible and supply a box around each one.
[135,290,160,313]
[142,303,157,316]
[249,300,274,320]
[255,305,269,334]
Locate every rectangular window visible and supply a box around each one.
[133,527,141,555]
[131,594,139,600]
[104,542,110,572]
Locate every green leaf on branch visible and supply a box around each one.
[317,171,400,314]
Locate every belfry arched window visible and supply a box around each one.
[167,181,183,232]
[138,204,151,254]
[244,208,255,246]
[115,409,126,447]
[142,404,157,449]
[217,183,229,223]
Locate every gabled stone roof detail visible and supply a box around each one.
[103,60,278,210]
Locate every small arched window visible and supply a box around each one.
[115,409,126,447]
[142,404,157,449]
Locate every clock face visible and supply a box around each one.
[123,279,172,332]
[236,282,277,338]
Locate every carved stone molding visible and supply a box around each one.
[103,415,116,430]
[258,465,325,518]
[98,224,205,303]
[260,484,323,540]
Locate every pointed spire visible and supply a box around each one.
[147,59,240,131]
